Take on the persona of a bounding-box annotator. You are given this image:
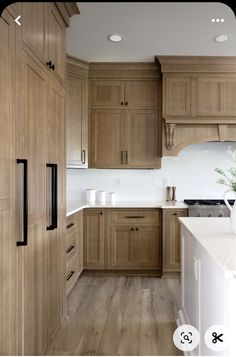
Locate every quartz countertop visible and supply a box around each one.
[67,200,188,217]
[179,217,236,277]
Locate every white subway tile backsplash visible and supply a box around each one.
[67,142,236,202]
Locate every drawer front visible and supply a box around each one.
[66,230,77,262]
[66,254,78,294]
[66,214,77,234]
[111,209,160,226]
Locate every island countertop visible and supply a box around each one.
[67,200,188,217]
[179,217,236,277]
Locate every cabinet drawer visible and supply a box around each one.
[66,230,77,262]
[66,215,77,234]
[111,209,160,226]
[66,254,78,294]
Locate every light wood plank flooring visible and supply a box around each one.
[47,276,182,356]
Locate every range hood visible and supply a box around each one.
[156,56,236,156]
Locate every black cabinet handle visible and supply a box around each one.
[66,271,75,281]
[82,149,86,164]
[16,159,28,246]
[121,101,124,106]
[125,101,128,106]
[125,216,145,219]
[66,245,75,254]
[125,151,128,164]
[47,163,58,230]
[131,227,134,231]
[46,60,55,71]
[136,227,139,231]
[66,222,74,229]
[173,213,178,216]
[100,211,103,215]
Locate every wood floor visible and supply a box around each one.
[47,276,182,356]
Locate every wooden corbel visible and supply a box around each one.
[165,123,176,150]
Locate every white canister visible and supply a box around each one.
[97,191,106,204]
[86,189,96,204]
[109,192,116,204]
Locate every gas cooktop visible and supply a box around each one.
[184,199,235,206]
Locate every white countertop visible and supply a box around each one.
[67,200,188,217]
[179,217,236,277]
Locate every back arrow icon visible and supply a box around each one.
[15,15,21,26]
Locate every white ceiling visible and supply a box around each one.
[66,2,236,62]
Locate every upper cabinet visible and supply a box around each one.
[157,56,236,156]
[20,2,78,85]
[90,79,159,108]
[47,3,65,83]
[89,62,162,168]
[66,56,89,168]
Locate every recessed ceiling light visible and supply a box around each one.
[214,34,230,43]
[108,33,124,42]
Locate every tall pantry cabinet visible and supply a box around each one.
[0,3,79,355]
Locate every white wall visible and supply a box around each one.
[67,142,236,202]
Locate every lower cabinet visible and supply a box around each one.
[162,208,188,275]
[65,211,83,295]
[82,208,161,273]
[83,209,105,269]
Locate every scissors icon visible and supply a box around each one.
[212,332,223,344]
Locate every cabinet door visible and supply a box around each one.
[90,110,125,168]
[83,210,105,268]
[110,226,134,268]
[221,79,236,116]
[46,80,65,343]
[67,74,88,167]
[46,3,65,83]
[134,226,161,269]
[22,2,46,64]
[197,78,221,116]
[124,110,161,168]
[164,77,191,117]
[90,80,124,107]
[163,209,188,273]
[125,80,159,108]
[19,51,47,355]
[0,11,17,355]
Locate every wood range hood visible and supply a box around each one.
[156,56,236,156]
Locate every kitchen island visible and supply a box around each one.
[179,218,236,356]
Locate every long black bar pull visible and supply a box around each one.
[16,159,28,246]
[47,163,58,230]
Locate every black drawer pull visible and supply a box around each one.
[66,245,75,254]
[66,222,74,229]
[124,216,145,219]
[66,271,75,281]
[136,227,139,231]
[46,163,58,230]
[173,213,178,216]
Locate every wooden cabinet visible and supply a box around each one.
[83,209,105,269]
[66,57,88,168]
[90,109,161,168]
[124,80,159,108]
[164,77,191,117]
[19,50,48,356]
[110,209,161,271]
[90,79,159,108]
[47,3,65,83]
[21,2,65,83]
[22,2,46,64]
[125,110,161,168]
[0,10,17,355]
[65,211,83,295]
[162,209,188,275]
[197,77,236,116]
[90,80,124,107]
[46,79,65,343]
[89,69,161,169]
[90,110,125,168]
